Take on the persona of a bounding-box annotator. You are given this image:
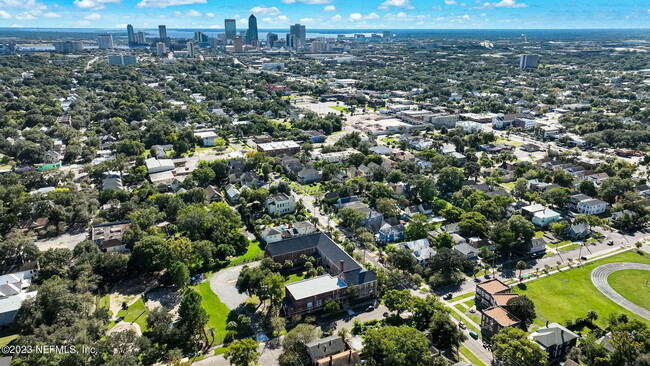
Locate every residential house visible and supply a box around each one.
[306,335,346,365]
[91,221,130,253]
[569,194,592,210]
[400,239,436,265]
[225,184,240,203]
[262,221,318,243]
[521,203,547,219]
[19,218,49,232]
[303,130,327,143]
[151,144,173,158]
[530,323,579,359]
[102,171,123,191]
[453,243,479,259]
[378,220,405,244]
[576,199,608,215]
[0,261,39,326]
[480,306,521,338]
[265,194,296,215]
[529,237,547,254]
[532,209,561,227]
[205,185,222,202]
[297,167,322,184]
[369,145,392,156]
[567,223,589,240]
[475,279,512,308]
[266,233,377,316]
[315,349,361,366]
[43,150,62,164]
[340,201,384,233]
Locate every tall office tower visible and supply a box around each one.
[127,24,135,45]
[289,23,306,49]
[97,34,114,49]
[246,14,258,44]
[158,25,167,39]
[107,55,137,65]
[194,31,208,44]
[225,19,237,41]
[233,37,243,53]
[187,41,196,58]
[520,54,539,69]
[382,31,392,38]
[135,31,147,44]
[156,42,167,56]
[53,41,84,52]
[266,32,278,47]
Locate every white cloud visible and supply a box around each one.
[84,12,101,19]
[299,17,314,23]
[15,11,36,20]
[261,14,289,24]
[444,0,456,4]
[0,10,11,18]
[378,0,414,10]
[330,14,343,21]
[366,12,379,19]
[0,0,46,9]
[75,20,91,26]
[323,5,335,11]
[282,0,330,4]
[44,12,61,17]
[462,14,470,18]
[251,5,281,15]
[348,13,362,21]
[136,0,206,9]
[206,12,214,17]
[73,0,119,10]
[474,0,527,9]
[187,9,201,16]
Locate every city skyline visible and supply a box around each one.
[0,0,648,30]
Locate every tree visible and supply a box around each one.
[578,180,597,197]
[459,211,489,237]
[436,167,464,196]
[516,260,527,278]
[506,295,536,329]
[405,213,428,240]
[417,177,437,202]
[543,187,571,209]
[492,327,547,366]
[178,288,208,337]
[513,178,529,199]
[224,338,260,366]
[259,273,285,308]
[428,311,466,349]
[376,197,399,218]
[279,324,322,366]
[169,261,190,288]
[383,289,413,315]
[338,208,367,229]
[0,231,39,266]
[388,248,417,272]
[432,232,454,248]
[553,169,574,187]
[599,177,634,204]
[363,326,430,366]
[323,299,341,314]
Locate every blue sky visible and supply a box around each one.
[0,0,648,29]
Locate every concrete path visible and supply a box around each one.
[590,262,650,321]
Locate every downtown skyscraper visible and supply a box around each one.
[158,25,167,39]
[246,14,258,45]
[127,24,135,46]
[224,19,236,42]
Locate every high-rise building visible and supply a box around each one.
[225,19,237,41]
[289,24,306,50]
[246,14,258,44]
[382,31,392,39]
[266,32,278,47]
[233,37,243,53]
[135,31,147,44]
[107,55,137,65]
[156,42,167,56]
[158,25,167,39]
[194,31,208,44]
[97,35,114,49]
[53,41,84,52]
[187,41,196,58]
[127,25,135,45]
[520,54,539,69]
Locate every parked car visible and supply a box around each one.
[607,240,614,246]
[459,322,466,329]
[366,305,374,312]
[443,293,453,300]
[469,331,479,340]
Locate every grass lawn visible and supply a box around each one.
[463,299,475,308]
[460,346,487,366]
[285,272,307,284]
[111,298,149,331]
[608,269,650,311]
[0,328,18,348]
[500,182,516,190]
[558,243,581,252]
[450,292,475,302]
[98,293,112,316]
[229,241,262,266]
[330,106,348,113]
[512,250,650,328]
[193,281,230,344]
[534,231,544,239]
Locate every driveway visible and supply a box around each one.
[590,262,650,321]
[210,262,260,310]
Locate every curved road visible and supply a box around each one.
[590,262,650,321]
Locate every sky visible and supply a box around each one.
[0,0,649,30]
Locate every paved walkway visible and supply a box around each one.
[590,262,650,321]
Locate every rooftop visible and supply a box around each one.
[477,279,510,295]
[483,306,520,327]
[286,275,346,300]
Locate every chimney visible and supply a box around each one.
[340,260,345,273]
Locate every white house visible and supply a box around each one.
[576,199,608,215]
[456,121,483,133]
[194,129,219,147]
[265,193,296,215]
[0,262,39,326]
[145,158,175,174]
[400,239,436,265]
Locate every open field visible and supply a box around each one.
[193,281,230,344]
[110,298,149,331]
[513,250,650,328]
[608,269,650,311]
[229,241,263,267]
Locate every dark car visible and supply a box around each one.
[469,331,479,340]
[443,293,453,300]
[607,240,614,246]
[366,305,374,312]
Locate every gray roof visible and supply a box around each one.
[306,335,346,361]
[530,323,579,349]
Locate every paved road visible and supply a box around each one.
[590,262,650,321]
[209,261,259,310]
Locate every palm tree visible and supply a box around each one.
[516,260,527,278]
